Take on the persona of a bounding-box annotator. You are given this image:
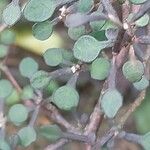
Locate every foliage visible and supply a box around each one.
[0,0,150,149]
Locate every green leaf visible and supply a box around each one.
[90,58,110,80]
[122,60,144,82]
[135,13,149,27]
[8,104,28,125]
[19,57,39,78]
[23,0,56,22]
[2,2,21,26]
[101,89,123,118]
[129,0,147,4]
[0,79,13,99]
[61,49,74,61]
[18,126,36,147]
[68,26,86,41]
[46,80,59,95]
[77,0,94,13]
[0,29,16,45]
[21,85,34,100]
[39,124,63,141]
[43,48,63,66]
[90,11,106,32]
[32,21,53,41]
[52,85,79,110]
[133,76,149,91]
[0,44,8,58]
[30,70,51,89]
[140,132,150,150]
[73,35,109,62]
[0,139,11,150]
[6,89,20,105]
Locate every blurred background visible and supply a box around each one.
[0,0,150,149]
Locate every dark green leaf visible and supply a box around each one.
[39,124,63,141]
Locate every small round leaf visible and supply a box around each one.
[43,48,63,66]
[90,58,110,80]
[30,70,51,89]
[129,0,147,4]
[19,57,38,78]
[2,2,21,26]
[101,89,123,118]
[77,0,94,13]
[73,35,102,62]
[0,139,11,150]
[140,132,150,150]
[0,44,8,58]
[39,124,63,141]
[133,76,149,91]
[24,0,56,22]
[8,104,28,125]
[0,79,13,99]
[18,126,36,147]
[0,29,16,45]
[135,13,149,27]
[32,21,53,41]
[68,26,86,40]
[52,85,79,110]
[21,85,34,100]
[6,90,20,105]
[122,60,144,82]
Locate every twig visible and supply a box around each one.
[0,24,7,33]
[44,139,68,150]
[118,90,146,128]
[0,65,22,93]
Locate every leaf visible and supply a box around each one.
[129,0,147,4]
[6,89,20,105]
[90,58,110,80]
[0,139,11,150]
[0,79,13,99]
[133,76,149,91]
[2,2,21,26]
[30,70,51,89]
[19,57,39,78]
[68,26,86,40]
[73,35,110,62]
[0,44,8,58]
[46,80,59,95]
[77,0,94,13]
[135,13,149,27]
[122,60,144,82]
[39,124,63,141]
[8,104,28,125]
[0,29,16,45]
[101,89,123,118]
[140,132,150,150]
[21,85,34,100]
[23,0,57,22]
[18,126,36,147]
[52,85,79,110]
[43,48,63,66]
[32,21,53,41]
